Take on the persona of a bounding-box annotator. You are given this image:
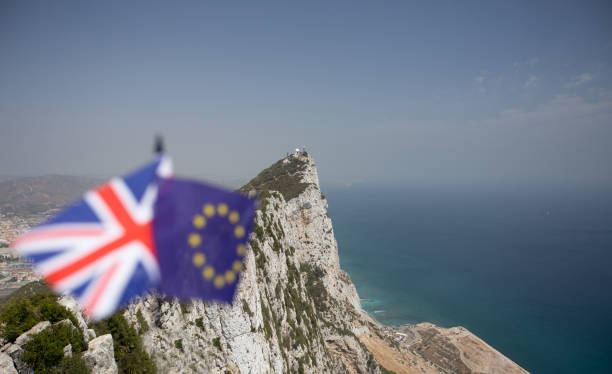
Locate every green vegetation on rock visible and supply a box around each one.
[212,337,222,350]
[241,299,253,317]
[56,354,91,374]
[380,366,397,374]
[174,338,183,351]
[91,312,157,374]
[240,156,311,202]
[136,309,149,334]
[22,322,87,374]
[302,263,328,312]
[0,281,78,343]
[195,317,205,331]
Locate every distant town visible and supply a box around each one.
[0,211,51,296]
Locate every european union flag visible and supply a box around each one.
[153,179,256,302]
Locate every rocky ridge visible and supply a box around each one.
[120,152,527,374]
[1,152,529,373]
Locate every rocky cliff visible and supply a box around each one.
[1,153,529,374]
[122,152,378,373]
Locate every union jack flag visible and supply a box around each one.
[12,157,173,320]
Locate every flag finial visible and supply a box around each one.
[154,134,164,155]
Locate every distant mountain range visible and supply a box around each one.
[0,175,105,215]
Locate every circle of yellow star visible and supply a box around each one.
[236,244,247,256]
[232,260,243,272]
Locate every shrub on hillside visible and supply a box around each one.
[0,282,78,342]
[21,322,87,374]
[91,313,157,374]
[57,354,91,374]
[239,157,311,201]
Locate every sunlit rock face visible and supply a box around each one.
[105,153,528,374]
[0,153,529,373]
[122,153,378,373]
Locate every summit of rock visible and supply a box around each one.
[240,152,318,201]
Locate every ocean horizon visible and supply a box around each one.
[326,184,612,374]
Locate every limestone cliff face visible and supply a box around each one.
[123,153,379,374]
[1,153,530,374]
[0,153,530,373]
[118,152,528,374]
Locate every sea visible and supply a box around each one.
[325,184,612,374]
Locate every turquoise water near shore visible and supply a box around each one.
[325,185,612,374]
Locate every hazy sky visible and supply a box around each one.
[1,1,611,188]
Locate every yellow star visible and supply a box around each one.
[192,253,206,267]
[188,233,201,248]
[193,215,206,229]
[203,266,215,280]
[203,204,215,217]
[229,211,240,224]
[217,203,228,216]
[234,225,245,238]
[224,270,236,284]
[214,275,226,289]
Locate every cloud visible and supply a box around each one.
[568,73,593,86]
[474,76,486,84]
[523,75,538,88]
[480,93,612,128]
[314,92,612,187]
[513,57,539,72]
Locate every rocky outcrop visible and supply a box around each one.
[0,351,17,374]
[63,343,72,358]
[13,321,50,346]
[121,152,378,373]
[83,334,118,374]
[59,295,96,342]
[1,152,528,373]
[118,152,528,374]
[0,344,31,374]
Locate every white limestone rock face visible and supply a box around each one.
[1,344,31,374]
[83,334,118,374]
[58,295,94,341]
[63,343,72,357]
[122,153,378,374]
[0,351,17,374]
[14,321,50,346]
[0,153,530,374]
